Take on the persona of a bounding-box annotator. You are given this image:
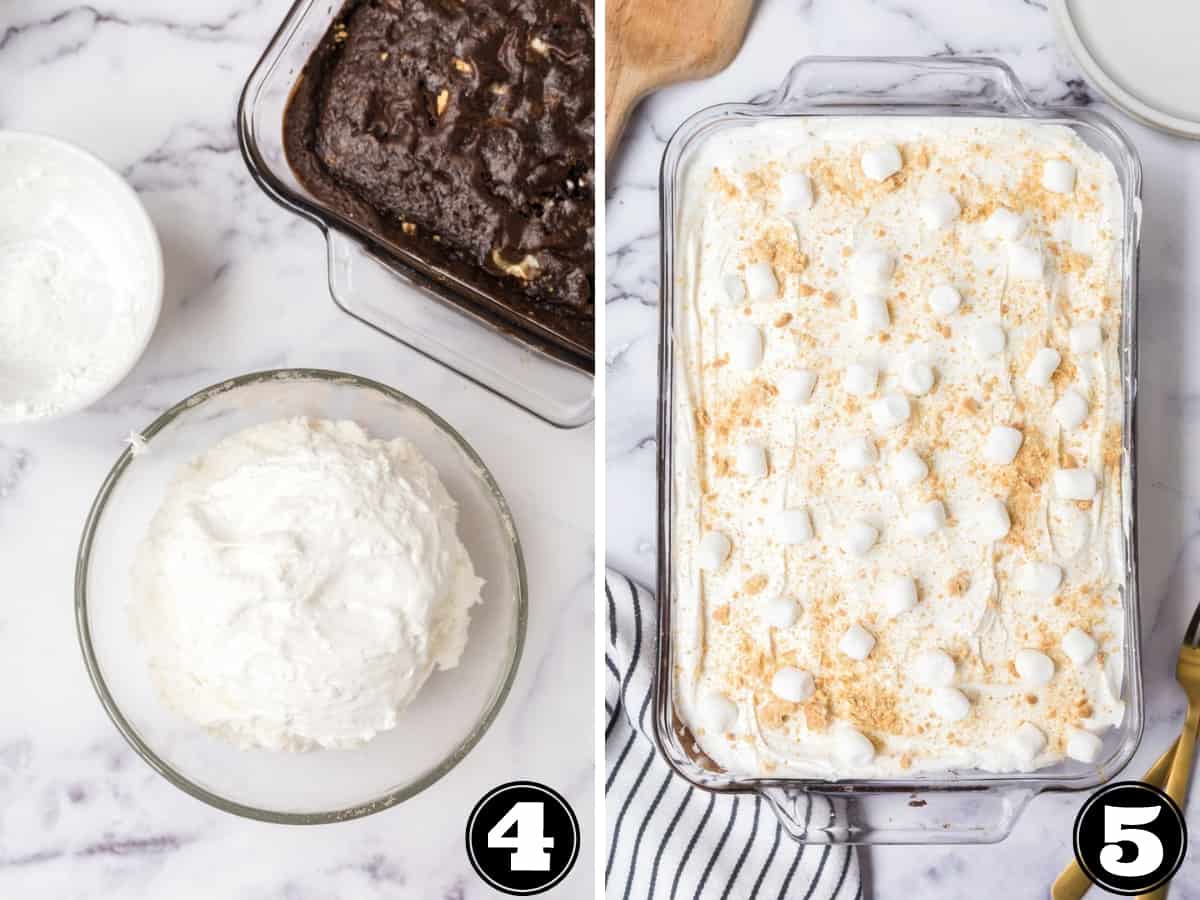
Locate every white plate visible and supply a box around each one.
[1052,0,1200,139]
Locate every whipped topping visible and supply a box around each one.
[131,418,483,751]
[671,118,1127,778]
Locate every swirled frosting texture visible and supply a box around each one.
[671,118,1127,777]
[131,418,483,751]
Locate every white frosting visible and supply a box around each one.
[130,418,483,751]
[671,118,1127,778]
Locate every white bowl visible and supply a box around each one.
[0,131,162,423]
[76,370,527,822]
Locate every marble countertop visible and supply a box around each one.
[606,0,1200,895]
[0,2,594,898]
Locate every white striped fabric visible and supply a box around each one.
[605,571,862,900]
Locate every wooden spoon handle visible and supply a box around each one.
[1050,738,1179,900]
[605,60,647,160]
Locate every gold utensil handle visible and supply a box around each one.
[1139,701,1199,900]
[1050,739,1178,900]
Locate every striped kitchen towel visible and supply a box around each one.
[605,571,862,900]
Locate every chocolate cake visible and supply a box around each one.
[283,0,594,362]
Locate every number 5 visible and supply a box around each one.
[1100,805,1164,878]
[488,801,554,872]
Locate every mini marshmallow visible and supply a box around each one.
[1069,321,1102,353]
[1025,347,1061,386]
[879,575,918,618]
[838,436,878,471]
[834,726,876,767]
[1010,722,1048,767]
[912,649,956,687]
[1054,389,1089,430]
[980,497,1012,541]
[1042,159,1076,194]
[745,261,779,302]
[853,248,895,286]
[721,272,747,305]
[861,144,902,181]
[1055,468,1098,501]
[771,667,816,703]
[871,393,912,430]
[909,500,947,537]
[1022,562,1064,596]
[901,361,935,396]
[700,693,739,733]
[973,322,1007,356]
[1009,243,1044,281]
[928,284,962,317]
[780,369,817,405]
[1014,649,1055,687]
[731,323,763,371]
[842,520,879,557]
[892,447,929,488]
[762,596,799,629]
[736,443,768,479]
[857,294,890,333]
[932,687,971,723]
[1066,728,1104,764]
[984,207,1026,241]
[839,623,876,660]
[844,363,879,396]
[780,172,814,212]
[1062,627,1099,665]
[983,425,1023,465]
[698,531,731,571]
[920,190,961,230]
[778,508,813,544]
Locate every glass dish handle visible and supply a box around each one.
[759,784,1037,845]
[767,56,1036,114]
[325,232,594,429]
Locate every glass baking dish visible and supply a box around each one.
[654,57,1143,844]
[237,0,594,429]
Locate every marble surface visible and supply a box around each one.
[607,0,1200,895]
[0,3,594,898]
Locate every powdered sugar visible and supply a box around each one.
[0,133,160,422]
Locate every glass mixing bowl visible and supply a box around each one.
[75,369,526,823]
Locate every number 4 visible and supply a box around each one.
[488,801,554,872]
[1101,804,1164,878]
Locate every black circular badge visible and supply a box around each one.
[465,781,580,895]
[1073,781,1187,895]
